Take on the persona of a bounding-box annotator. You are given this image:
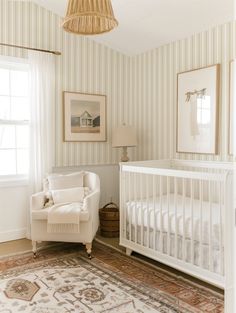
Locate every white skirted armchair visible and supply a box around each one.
[30,171,100,258]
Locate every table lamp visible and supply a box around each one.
[112,125,137,162]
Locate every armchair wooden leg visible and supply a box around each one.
[85,243,92,259]
[32,241,37,258]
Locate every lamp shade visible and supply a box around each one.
[62,0,118,35]
[112,125,137,148]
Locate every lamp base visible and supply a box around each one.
[121,147,129,162]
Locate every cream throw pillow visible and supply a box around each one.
[51,187,88,204]
[48,172,84,190]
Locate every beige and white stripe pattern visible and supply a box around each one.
[131,22,236,162]
[0,0,131,167]
[0,1,234,166]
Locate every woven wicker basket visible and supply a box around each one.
[99,202,119,238]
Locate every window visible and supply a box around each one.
[197,96,211,126]
[0,59,30,179]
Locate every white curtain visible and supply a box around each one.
[27,51,55,238]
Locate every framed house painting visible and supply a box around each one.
[229,60,235,155]
[177,65,220,154]
[64,92,106,142]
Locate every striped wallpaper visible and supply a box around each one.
[131,22,236,162]
[0,0,132,167]
[0,1,235,166]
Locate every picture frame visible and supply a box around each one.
[177,64,220,154]
[229,60,235,155]
[64,92,106,142]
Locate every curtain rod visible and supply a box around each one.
[0,43,61,56]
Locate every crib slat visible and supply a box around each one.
[199,180,203,268]
[209,181,213,272]
[146,174,150,248]
[174,177,178,259]
[160,176,163,253]
[153,175,157,250]
[134,173,138,244]
[219,181,223,275]
[140,173,144,246]
[167,176,170,256]
[191,179,194,265]
[123,171,127,240]
[129,172,132,241]
[183,178,186,262]
[120,170,123,239]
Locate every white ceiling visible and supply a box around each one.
[32,0,234,55]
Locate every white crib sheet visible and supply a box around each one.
[126,194,222,246]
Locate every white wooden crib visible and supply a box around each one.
[119,159,234,312]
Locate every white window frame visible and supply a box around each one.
[0,56,30,186]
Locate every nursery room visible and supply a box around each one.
[0,0,235,312]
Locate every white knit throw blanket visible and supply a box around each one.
[47,202,83,233]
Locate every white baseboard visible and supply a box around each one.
[0,228,26,243]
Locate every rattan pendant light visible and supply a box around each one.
[62,0,118,35]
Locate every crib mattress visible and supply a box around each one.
[126,194,222,246]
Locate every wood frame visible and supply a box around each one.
[176,64,220,154]
[64,91,106,142]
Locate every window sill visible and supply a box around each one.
[0,177,29,188]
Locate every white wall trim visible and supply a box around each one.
[0,228,27,243]
[52,163,119,172]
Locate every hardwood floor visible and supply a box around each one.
[0,236,123,258]
[0,239,32,257]
[0,239,56,257]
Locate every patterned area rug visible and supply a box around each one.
[0,241,223,313]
